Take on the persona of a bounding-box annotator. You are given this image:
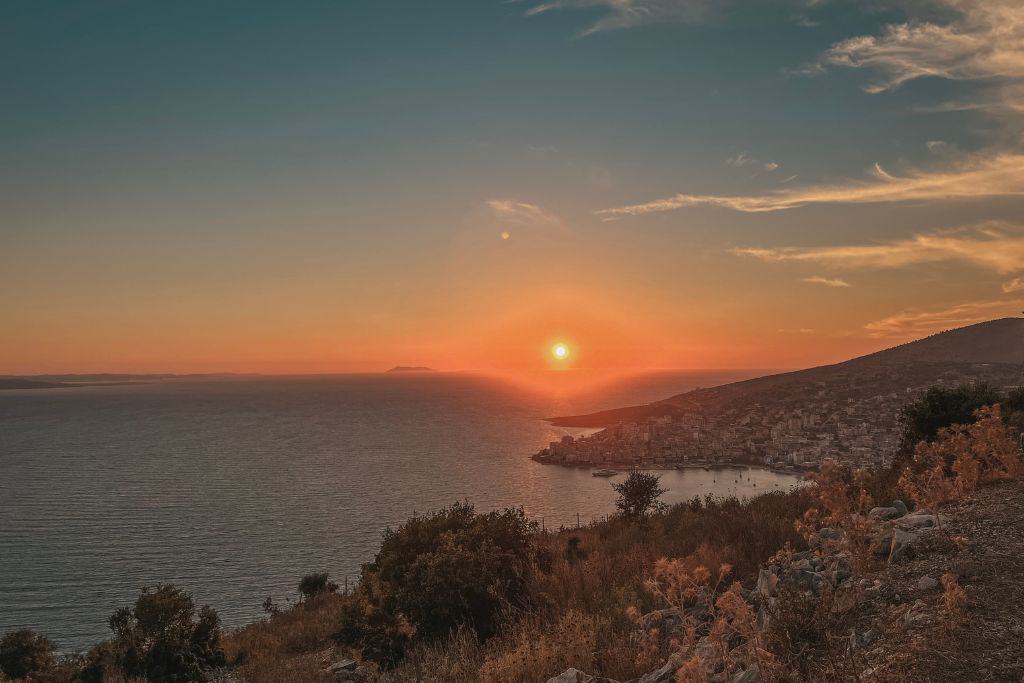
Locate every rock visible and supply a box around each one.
[756,605,770,631]
[830,553,853,583]
[638,657,683,683]
[869,506,900,521]
[917,575,939,591]
[732,665,760,683]
[904,599,929,627]
[889,529,919,563]
[794,570,825,594]
[757,568,778,598]
[790,558,812,571]
[892,500,908,516]
[895,513,946,531]
[327,660,366,682]
[546,669,595,683]
[810,527,841,549]
[870,527,894,557]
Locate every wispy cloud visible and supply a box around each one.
[732,223,1024,275]
[595,152,1024,217]
[1002,277,1024,293]
[864,298,1024,338]
[726,153,779,173]
[813,0,1024,92]
[486,199,563,227]
[523,0,719,36]
[802,276,851,288]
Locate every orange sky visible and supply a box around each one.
[5,0,1024,375]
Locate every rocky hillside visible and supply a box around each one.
[543,478,1024,683]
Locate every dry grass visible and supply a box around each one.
[223,592,360,683]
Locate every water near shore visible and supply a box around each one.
[0,371,801,651]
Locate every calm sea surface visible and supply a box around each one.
[0,371,801,651]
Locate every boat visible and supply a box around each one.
[592,468,619,477]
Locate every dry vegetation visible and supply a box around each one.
[4,386,1024,682]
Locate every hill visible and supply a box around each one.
[549,318,1024,427]
[386,366,435,373]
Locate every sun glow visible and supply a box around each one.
[551,342,570,360]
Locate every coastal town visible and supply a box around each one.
[533,360,1024,472]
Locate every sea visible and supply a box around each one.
[0,370,803,652]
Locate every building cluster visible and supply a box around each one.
[534,362,1021,471]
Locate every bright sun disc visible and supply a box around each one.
[552,343,569,360]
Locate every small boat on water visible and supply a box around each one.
[592,468,619,477]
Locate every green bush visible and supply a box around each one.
[613,471,667,521]
[0,629,55,680]
[340,502,535,666]
[105,584,225,682]
[899,383,1002,452]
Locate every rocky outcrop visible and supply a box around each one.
[545,668,620,683]
[325,660,368,682]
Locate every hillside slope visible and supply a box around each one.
[550,318,1024,427]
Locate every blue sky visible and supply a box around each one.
[4,1,1024,372]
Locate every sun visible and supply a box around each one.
[551,342,570,360]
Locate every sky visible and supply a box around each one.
[3,0,1024,374]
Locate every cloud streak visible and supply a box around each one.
[726,153,779,172]
[864,298,1024,338]
[523,0,719,36]
[802,276,851,288]
[487,199,563,227]
[596,153,1024,217]
[732,224,1024,275]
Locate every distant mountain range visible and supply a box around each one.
[0,373,258,390]
[549,318,1024,427]
[386,366,435,373]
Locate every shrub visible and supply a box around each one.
[613,471,667,521]
[900,405,1024,520]
[342,502,535,666]
[796,462,877,572]
[0,629,55,680]
[298,573,338,601]
[106,583,225,681]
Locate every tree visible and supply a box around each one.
[107,584,225,682]
[0,629,55,680]
[298,573,338,600]
[613,471,667,521]
[899,383,1001,453]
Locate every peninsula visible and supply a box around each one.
[534,318,1024,471]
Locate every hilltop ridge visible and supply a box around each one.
[550,318,1024,428]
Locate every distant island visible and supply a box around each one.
[386,366,435,373]
[0,373,257,390]
[0,378,77,390]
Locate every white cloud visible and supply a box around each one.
[732,223,1024,275]
[802,276,852,288]
[523,0,719,36]
[486,199,563,227]
[595,152,1024,217]
[726,153,779,173]
[815,1,1024,93]
[864,298,1024,337]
